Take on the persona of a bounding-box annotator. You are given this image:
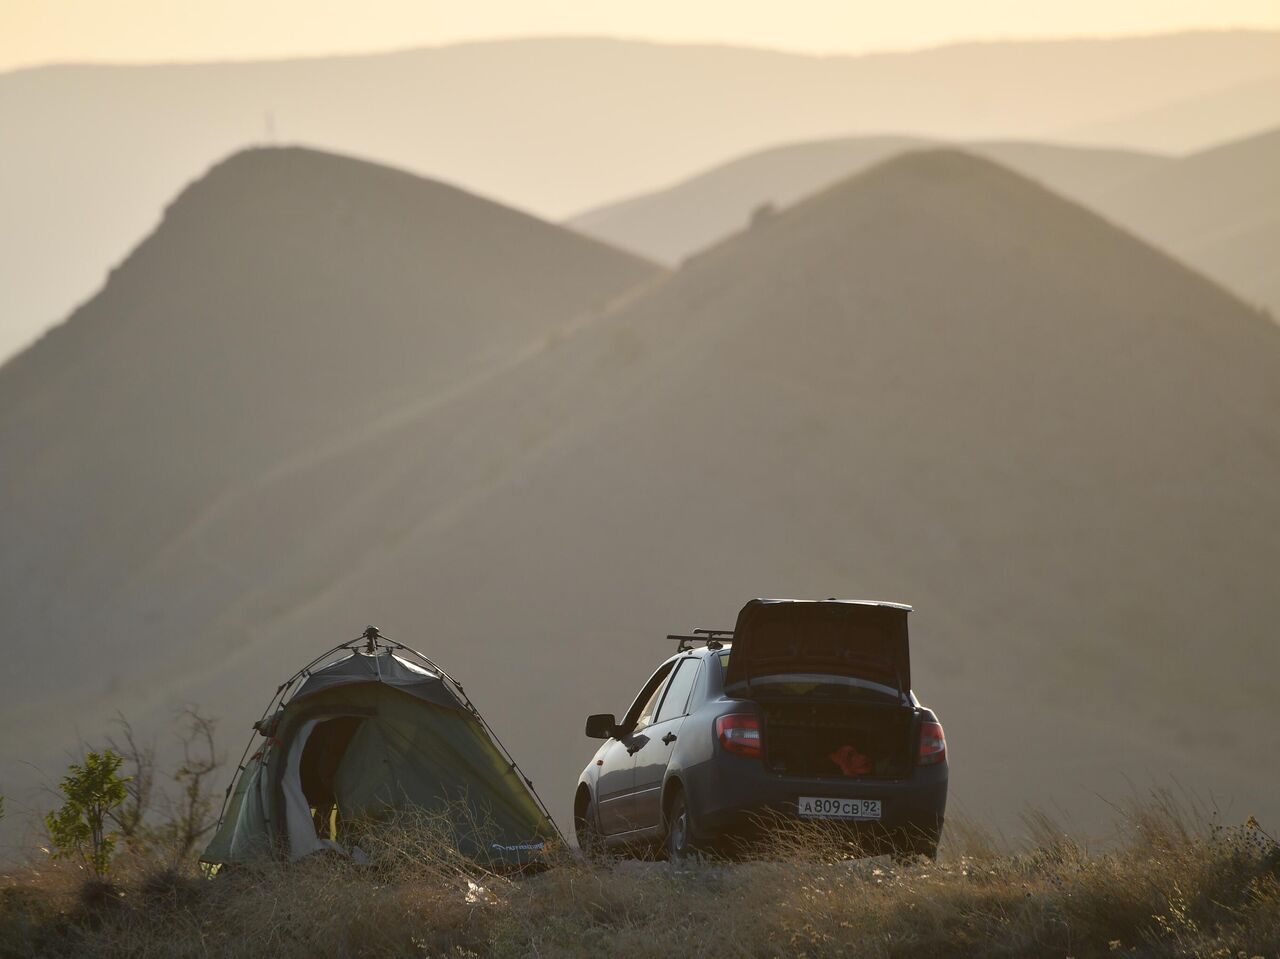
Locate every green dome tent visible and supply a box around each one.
[201,627,559,868]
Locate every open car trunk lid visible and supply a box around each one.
[723,598,912,701]
[724,600,918,780]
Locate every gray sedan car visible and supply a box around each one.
[574,598,948,859]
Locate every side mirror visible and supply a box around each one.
[585,713,618,739]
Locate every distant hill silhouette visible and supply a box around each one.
[568,128,1280,314]
[567,137,1169,264]
[1094,128,1280,315]
[2,146,1276,842]
[1064,72,1280,152]
[3,31,1279,361]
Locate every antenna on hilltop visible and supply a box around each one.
[264,110,276,144]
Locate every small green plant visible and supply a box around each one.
[44,750,130,878]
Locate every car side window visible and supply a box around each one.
[624,662,675,733]
[653,658,701,725]
[632,681,667,732]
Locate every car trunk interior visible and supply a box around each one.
[762,701,916,780]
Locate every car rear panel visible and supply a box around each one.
[675,690,946,850]
[682,742,947,848]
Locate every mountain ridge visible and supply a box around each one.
[4,30,1279,361]
[567,137,1173,264]
[567,128,1280,314]
[9,28,1279,75]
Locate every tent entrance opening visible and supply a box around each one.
[299,716,365,840]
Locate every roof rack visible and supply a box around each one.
[666,628,735,652]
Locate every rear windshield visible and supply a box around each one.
[743,674,903,701]
[720,650,895,700]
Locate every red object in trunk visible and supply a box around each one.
[828,744,873,777]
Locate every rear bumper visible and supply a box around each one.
[681,755,948,849]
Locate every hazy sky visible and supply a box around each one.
[4,0,1280,70]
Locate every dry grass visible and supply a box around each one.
[2,793,1277,959]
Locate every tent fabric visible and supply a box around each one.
[202,752,270,864]
[291,650,463,710]
[321,685,549,859]
[202,648,555,868]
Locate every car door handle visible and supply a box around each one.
[662,732,677,745]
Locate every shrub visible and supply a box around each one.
[43,750,130,879]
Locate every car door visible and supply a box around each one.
[595,662,674,836]
[629,656,703,831]
[593,736,640,835]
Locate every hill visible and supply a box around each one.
[1094,127,1280,314]
[0,147,659,834]
[3,31,1279,361]
[567,137,1168,264]
[2,147,1277,845]
[567,128,1280,314]
[412,149,1280,832]
[1063,71,1280,152]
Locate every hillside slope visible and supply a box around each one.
[3,148,1277,843]
[435,150,1280,830]
[3,31,1279,360]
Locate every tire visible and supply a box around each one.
[575,796,605,859]
[664,789,695,862]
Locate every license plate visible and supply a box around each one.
[797,796,881,820]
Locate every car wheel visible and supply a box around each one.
[575,796,605,859]
[664,789,694,862]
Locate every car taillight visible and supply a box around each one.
[716,713,762,758]
[918,720,946,765]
